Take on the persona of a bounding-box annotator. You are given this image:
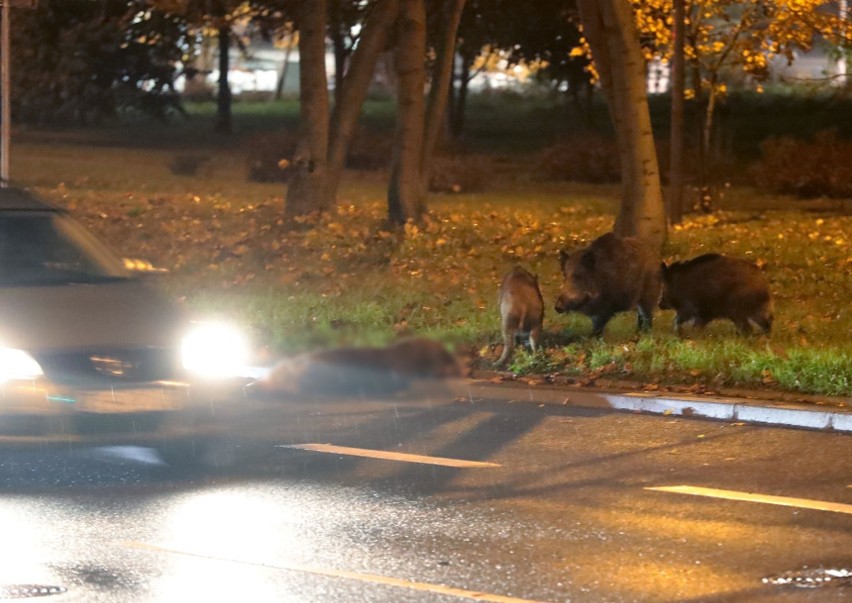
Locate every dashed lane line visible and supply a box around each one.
[646,485,852,515]
[121,541,553,603]
[276,443,501,468]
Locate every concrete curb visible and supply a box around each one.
[442,379,852,433]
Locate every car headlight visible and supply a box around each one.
[0,348,44,383]
[180,322,249,380]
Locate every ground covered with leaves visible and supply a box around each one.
[14,135,852,399]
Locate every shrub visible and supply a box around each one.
[346,129,392,170]
[169,154,210,176]
[428,155,490,193]
[751,129,852,198]
[537,133,621,183]
[245,131,298,183]
[245,129,392,182]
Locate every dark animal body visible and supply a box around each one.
[497,266,544,367]
[252,337,462,397]
[555,232,662,337]
[660,254,773,334]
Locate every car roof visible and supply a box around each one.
[0,187,64,212]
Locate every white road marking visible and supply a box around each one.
[121,541,552,603]
[276,443,501,468]
[646,485,852,515]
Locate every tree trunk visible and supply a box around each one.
[703,77,717,159]
[215,23,232,133]
[420,0,466,195]
[668,0,686,224]
[329,1,348,106]
[449,49,474,139]
[388,0,427,225]
[576,0,666,251]
[325,0,400,208]
[274,33,296,101]
[285,0,331,222]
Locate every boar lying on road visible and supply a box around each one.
[660,254,773,335]
[555,232,661,337]
[251,337,463,397]
[498,266,544,367]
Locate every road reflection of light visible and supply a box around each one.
[0,502,54,584]
[164,490,297,556]
[148,489,301,600]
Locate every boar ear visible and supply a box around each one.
[580,249,596,270]
[660,261,669,275]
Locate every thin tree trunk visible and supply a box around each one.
[420,0,466,195]
[274,33,296,101]
[215,23,232,133]
[576,0,666,250]
[330,1,347,106]
[325,0,400,207]
[388,0,427,225]
[450,49,474,138]
[669,0,686,224]
[703,77,717,159]
[688,36,706,211]
[285,0,330,222]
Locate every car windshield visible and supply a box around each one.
[0,211,130,286]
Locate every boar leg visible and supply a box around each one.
[529,325,542,354]
[498,323,516,367]
[590,314,612,337]
[637,305,653,332]
[733,316,754,335]
[750,311,773,335]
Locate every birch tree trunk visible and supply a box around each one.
[285,0,331,221]
[388,0,427,225]
[576,0,667,250]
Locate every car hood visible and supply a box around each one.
[0,280,188,351]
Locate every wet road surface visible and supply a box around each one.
[1,389,850,602]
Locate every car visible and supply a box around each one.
[0,187,251,466]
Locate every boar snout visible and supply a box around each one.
[555,291,589,313]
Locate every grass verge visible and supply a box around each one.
[10,120,852,399]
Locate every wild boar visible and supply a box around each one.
[497,266,544,367]
[660,254,773,335]
[555,232,661,337]
[251,337,462,398]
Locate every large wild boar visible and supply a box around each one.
[555,232,661,337]
[660,254,773,335]
[497,266,544,367]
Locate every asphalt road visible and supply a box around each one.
[1,387,850,602]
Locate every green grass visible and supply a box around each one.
[9,100,852,398]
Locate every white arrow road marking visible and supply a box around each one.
[646,485,852,515]
[121,541,552,603]
[276,443,501,468]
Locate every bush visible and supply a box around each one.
[751,129,852,198]
[169,154,210,176]
[428,155,491,193]
[245,129,392,182]
[245,131,298,183]
[346,129,393,170]
[537,133,621,183]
